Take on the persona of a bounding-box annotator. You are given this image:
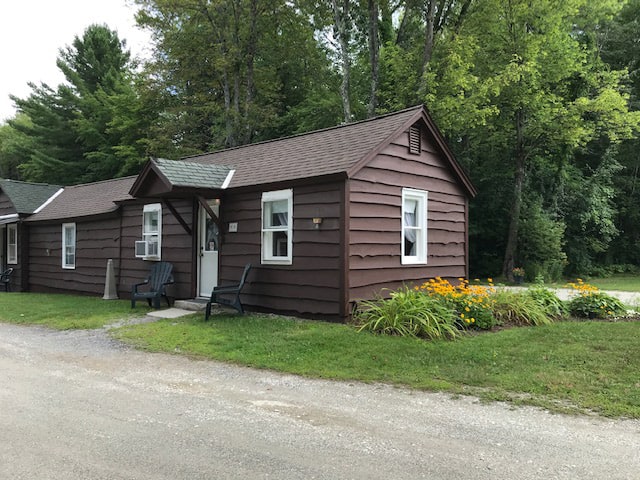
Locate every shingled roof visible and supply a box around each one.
[26,176,136,222]
[183,105,427,189]
[130,105,476,197]
[152,158,233,189]
[180,105,475,196]
[0,179,61,214]
[129,158,234,197]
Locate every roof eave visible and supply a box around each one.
[129,158,175,197]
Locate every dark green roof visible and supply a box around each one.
[153,158,233,189]
[0,179,61,214]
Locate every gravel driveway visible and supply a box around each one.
[1,322,639,479]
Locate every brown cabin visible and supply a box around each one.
[22,105,476,321]
[0,179,62,291]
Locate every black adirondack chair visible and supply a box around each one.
[1,268,14,292]
[205,264,252,319]
[131,261,174,308]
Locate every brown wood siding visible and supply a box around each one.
[3,223,27,292]
[0,193,20,288]
[118,199,194,300]
[348,126,468,304]
[219,182,343,318]
[28,217,122,295]
[27,200,195,300]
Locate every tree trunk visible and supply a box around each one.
[222,68,234,148]
[419,0,436,93]
[244,0,258,144]
[332,0,352,123]
[367,0,379,118]
[502,109,526,281]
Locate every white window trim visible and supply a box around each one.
[137,203,162,260]
[401,188,428,265]
[7,224,17,265]
[62,223,76,269]
[261,189,293,265]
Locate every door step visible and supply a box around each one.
[174,298,208,311]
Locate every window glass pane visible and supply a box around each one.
[261,189,293,264]
[144,210,158,233]
[7,225,17,264]
[272,231,288,257]
[401,189,427,263]
[403,199,417,227]
[264,199,288,228]
[62,224,76,268]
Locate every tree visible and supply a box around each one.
[454,0,638,280]
[0,114,34,179]
[10,24,148,184]
[135,0,340,152]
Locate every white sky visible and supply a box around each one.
[0,0,152,123]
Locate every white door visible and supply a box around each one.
[198,201,219,297]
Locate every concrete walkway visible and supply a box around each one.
[500,286,640,307]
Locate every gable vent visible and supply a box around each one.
[409,126,421,155]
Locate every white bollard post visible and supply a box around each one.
[103,258,119,300]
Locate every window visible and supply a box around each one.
[261,189,293,265]
[136,203,162,259]
[402,188,428,264]
[62,223,76,269]
[7,224,17,265]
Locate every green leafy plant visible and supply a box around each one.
[491,290,553,326]
[568,292,627,319]
[354,287,461,340]
[525,286,568,320]
[566,279,627,319]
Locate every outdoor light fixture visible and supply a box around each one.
[312,217,323,229]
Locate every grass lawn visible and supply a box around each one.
[541,275,640,292]
[113,313,640,419]
[582,275,640,292]
[2,291,639,419]
[0,292,150,329]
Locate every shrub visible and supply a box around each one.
[418,277,496,330]
[491,290,553,326]
[518,199,567,282]
[355,287,461,340]
[525,286,568,320]
[568,293,626,319]
[565,279,627,319]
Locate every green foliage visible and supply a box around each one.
[10,24,148,184]
[561,152,624,275]
[518,199,566,282]
[525,286,569,320]
[491,290,553,327]
[568,292,627,319]
[0,115,33,179]
[354,287,461,340]
[454,296,496,331]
